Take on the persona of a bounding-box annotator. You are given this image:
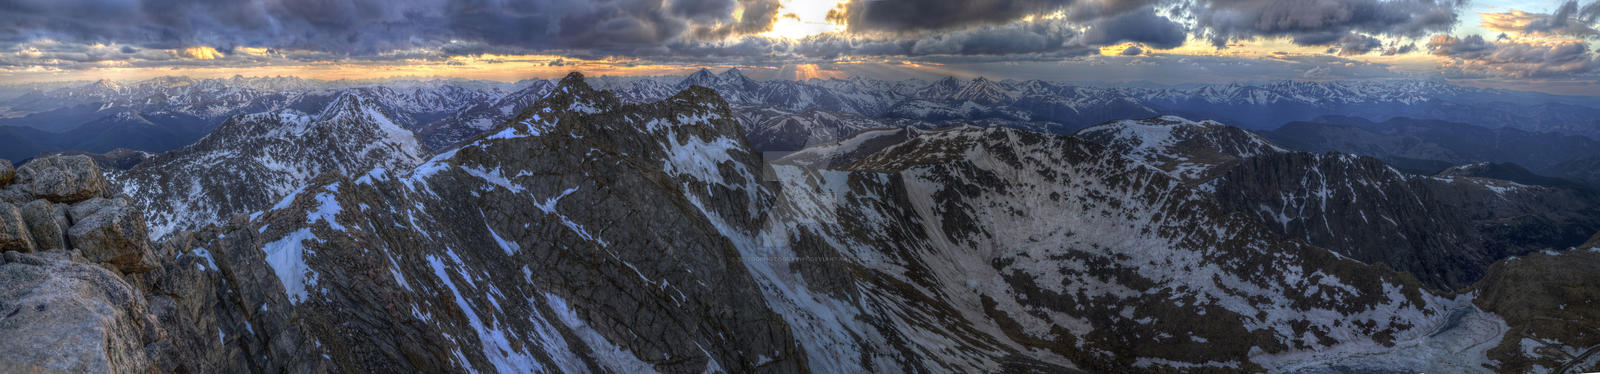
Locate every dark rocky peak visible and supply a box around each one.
[913,76,966,100]
[463,72,744,167]
[718,67,761,90]
[680,68,719,87]
[523,72,622,118]
[508,78,556,97]
[718,67,748,81]
[316,92,376,121]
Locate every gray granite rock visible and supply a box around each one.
[16,155,108,203]
[0,250,167,373]
[0,202,35,253]
[68,197,156,273]
[18,200,68,251]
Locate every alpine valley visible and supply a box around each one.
[2,70,1599,374]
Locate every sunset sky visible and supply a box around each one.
[2,0,1598,94]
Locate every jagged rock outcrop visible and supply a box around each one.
[0,156,193,373]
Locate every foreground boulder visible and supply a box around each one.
[0,203,34,253]
[18,199,68,251]
[68,197,157,273]
[0,250,169,373]
[16,155,108,203]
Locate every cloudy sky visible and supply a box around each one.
[2,0,1598,94]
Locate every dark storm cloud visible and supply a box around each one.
[1080,8,1186,49]
[1380,42,1417,56]
[1426,35,1494,59]
[835,0,1164,33]
[0,0,773,55]
[1119,45,1143,55]
[0,0,1492,75]
[685,0,781,39]
[838,0,1073,32]
[1333,34,1382,56]
[1190,0,1461,48]
[907,18,1081,55]
[1427,34,1599,78]
[668,0,736,21]
[780,17,1109,59]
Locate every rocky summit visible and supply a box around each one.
[1,74,1598,373]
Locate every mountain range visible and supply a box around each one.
[12,68,1600,162]
[1,71,1599,372]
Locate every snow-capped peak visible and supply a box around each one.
[682,68,719,87]
[718,68,748,81]
[317,92,372,120]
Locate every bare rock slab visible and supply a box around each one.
[17,155,108,203]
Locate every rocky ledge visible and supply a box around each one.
[0,155,191,373]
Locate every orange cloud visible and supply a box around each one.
[181,46,223,60]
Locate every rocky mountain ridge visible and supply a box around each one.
[111,93,429,240]
[1073,116,1600,290]
[3,73,1599,373]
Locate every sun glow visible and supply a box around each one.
[761,0,846,39]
